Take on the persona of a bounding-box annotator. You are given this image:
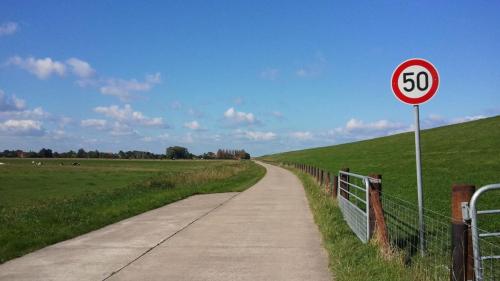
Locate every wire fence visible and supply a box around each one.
[382,193,451,280]
[284,162,499,281]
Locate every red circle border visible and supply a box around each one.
[391,58,439,105]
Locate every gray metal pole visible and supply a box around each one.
[414,105,425,256]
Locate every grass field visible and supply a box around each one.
[261,116,500,215]
[0,159,266,263]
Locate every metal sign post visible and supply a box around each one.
[414,104,425,256]
[391,58,439,256]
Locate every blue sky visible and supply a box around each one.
[1,1,499,156]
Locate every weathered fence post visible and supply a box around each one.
[333,175,338,198]
[325,172,330,194]
[368,174,390,254]
[340,168,350,199]
[320,170,324,186]
[451,184,475,281]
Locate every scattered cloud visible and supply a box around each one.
[290,131,313,140]
[81,119,107,130]
[141,133,169,142]
[0,119,44,136]
[8,56,66,79]
[0,22,18,37]
[223,107,256,126]
[94,104,165,127]
[183,120,201,130]
[422,113,487,129]
[66,58,95,78]
[0,90,26,111]
[333,118,407,140]
[99,73,161,101]
[237,129,277,141]
[260,68,279,81]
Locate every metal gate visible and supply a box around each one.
[468,183,500,281]
[337,171,379,243]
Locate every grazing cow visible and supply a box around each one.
[72,162,80,166]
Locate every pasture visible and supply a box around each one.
[261,116,500,215]
[0,159,265,263]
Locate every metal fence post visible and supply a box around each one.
[451,184,475,281]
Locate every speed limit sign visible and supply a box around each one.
[391,58,439,256]
[391,58,439,105]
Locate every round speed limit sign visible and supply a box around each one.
[391,58,439,105]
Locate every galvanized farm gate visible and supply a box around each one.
[467,183,500,281]
[337,170,380,243]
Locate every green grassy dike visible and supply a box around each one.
[283,165,413,281]
[0,160,265,263]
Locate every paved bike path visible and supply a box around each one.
[0,161,331,281]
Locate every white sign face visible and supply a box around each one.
[391,58,439,105]
[397,65,433,99]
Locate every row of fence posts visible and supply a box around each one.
[283,162,479,281]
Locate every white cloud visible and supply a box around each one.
[344,118,404,132]
[260,68,279,80]
[99,72,161,101]
[290,131,313,140]
[184,120,201,130]
[142,133,169,142]
[0,90,26,111]
[0,119,44,136]
[224,107,256,125]
[238,130,277,141]
[450,115,486,124]
[81,119,107,130]
[0,22,18,36]
[8,56,66,79]
[109,121,138,136]
[66,58,95,78]
[0,106,49,121]
[94,104,165,127]
[326,118,408,142]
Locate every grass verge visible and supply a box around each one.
[0,160,265,263]
[286,165,414,281]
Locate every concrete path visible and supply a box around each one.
[0,162,331,281]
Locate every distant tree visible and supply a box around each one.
[202,152,216,159]
[77,148,87,158]
[166,146,190,159]
[38,148,53,158]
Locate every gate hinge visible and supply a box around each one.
[461,202,471,222]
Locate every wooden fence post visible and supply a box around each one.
[451,184,475,281]
[368,174,390,254]
[333,175,338,198]
[320,170,324,186]
[325,172,330,194]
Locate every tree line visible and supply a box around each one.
[1,147,251,160]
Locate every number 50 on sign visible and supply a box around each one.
[391,58,439,105]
